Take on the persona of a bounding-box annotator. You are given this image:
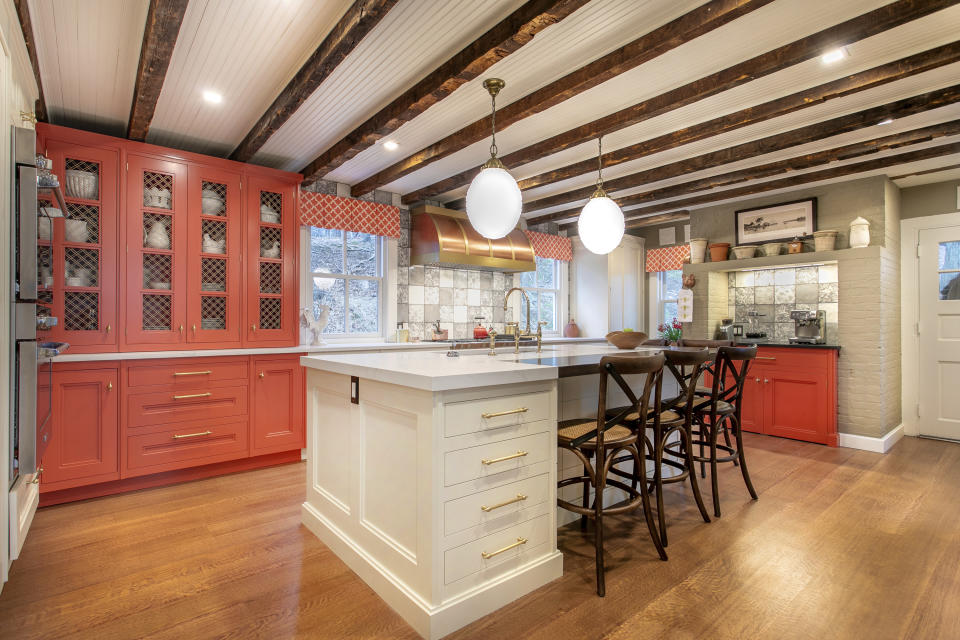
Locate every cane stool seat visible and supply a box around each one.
[557,421,634,448]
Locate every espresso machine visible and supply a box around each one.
[789,310,826,344]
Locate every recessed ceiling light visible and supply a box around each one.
[382,140,399,151]
[202,90,222,104]
[821,47,848,64]
[877,118,894,126]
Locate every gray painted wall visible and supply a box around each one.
[900,179,960,219]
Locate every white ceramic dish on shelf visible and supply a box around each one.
[260,204,279,223]
[65,170,97,199]
[149,281,170,290]
[65,219,89,243]
[201,189,225,214]
[144,187,172,209]
[65,276,85,287]
[732,245,758,259]
[201,282,225,291]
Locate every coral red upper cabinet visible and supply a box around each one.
[251,356,304,453]
[124,154,189,348]
[186,166,242,346]
[39,138,119,352]
[244,175,298,346]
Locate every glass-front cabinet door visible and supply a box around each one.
[125,155,188,346]
[245,175,296,345]
[186,166,241,345]
[41,141,118,351]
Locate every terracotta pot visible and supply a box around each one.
[709,243,730,262]
[563,319,580,338]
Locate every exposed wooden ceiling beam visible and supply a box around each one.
[890,162,960,180]
[230,0,399,162]
[624,211,691,231]
[347,0,776,197]
[558,140,960,230]
[298,0,590,182]
[525,83,960,223]
[421,0,959,207]
[545,118,960,226]
[13,0,47,122]
[126,0,190,141]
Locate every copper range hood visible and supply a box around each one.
[410,204,535,272]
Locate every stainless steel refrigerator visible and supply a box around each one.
[8,126,67,557]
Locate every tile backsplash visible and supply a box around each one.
[727,265,839,343]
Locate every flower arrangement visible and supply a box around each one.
[658,317,683,343]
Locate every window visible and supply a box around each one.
[308,228,383,335]
[519,257,561,332]
[657,269,683,326]
[939,240,960,300]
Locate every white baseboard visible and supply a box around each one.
[838,424,904,453]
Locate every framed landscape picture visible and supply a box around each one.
[734,198,817,245]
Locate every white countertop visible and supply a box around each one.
[300,342,627,391]
[52,336,603,362]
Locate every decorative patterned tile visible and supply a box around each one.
[439,305,453,322]
[409,305,424,322]
[818,282,838,302]
[479,272,493,289]
[398,248,410,268]
[796,283,819,303]
[396,303,408,323]
[493,305,505,322]
[493,272,505,290]
[453,288,467,305]
[439,287,453,306]
[754,286,774,304]
[424,304,440,323]
[467,289,482,306]
[397,284,409,304]
[408,322,424,340]
[453,323,471,339]
[735,271,754,287]
[818,264,838,283]
[774,285,795,304]
[820,302,839,323]
[727,272,736,288]
[796,267,818,284]
[454,270,469,288]
[397,267,408,285]
[774,304,794,323]
[454,305,468,323]
[468,271,482,289]
[754,304,775,321]
[424,266,439,286]
[409,265,424,285]
[754,270,774,286]
[479,290,494,306]
[735,288,754,305]
[439,269,454,287]
[424,286,439,304]
[774,269,796,286]
[735,305,757,322]
[774,323,794,342]
[408,285,424,305]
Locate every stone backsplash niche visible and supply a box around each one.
[727,264,839,343]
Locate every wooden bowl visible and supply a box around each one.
[605,331,649,350]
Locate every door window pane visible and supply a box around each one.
[941,273,960,300]
[313,277,345,333]
[347,231,377,276]
[349,279,379,333]
[939,241,960,271]
[311,228,343,273]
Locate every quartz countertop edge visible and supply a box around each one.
[51,336,605,362]
[737,342,841,350]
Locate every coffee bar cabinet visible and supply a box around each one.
[37,138,120,352]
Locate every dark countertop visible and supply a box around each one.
[735,341,841,351]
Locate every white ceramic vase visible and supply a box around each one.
[849,216,870,248]
[689,238,708,264]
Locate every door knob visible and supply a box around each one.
[259,372,265,379]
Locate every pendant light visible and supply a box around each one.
[577,136,624,255]
[466,78,522,239]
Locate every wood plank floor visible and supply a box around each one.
[2,434,959,639]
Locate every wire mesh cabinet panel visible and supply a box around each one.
[124,155,188,347]
[244,174,297,346]
[42,140,119,351]
[186,167,241,345]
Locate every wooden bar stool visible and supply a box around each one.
[686,345,759,518]
[557,353,667,597]
[607,348,712,546]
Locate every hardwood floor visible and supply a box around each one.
[2,434,959,639]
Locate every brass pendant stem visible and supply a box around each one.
[482,78,506,161]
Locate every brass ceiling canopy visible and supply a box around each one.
[410,204,535,272]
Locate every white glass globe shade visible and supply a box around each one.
[578,196,624,255]
[466,167,523,239]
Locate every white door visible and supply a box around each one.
[918,226,960,440]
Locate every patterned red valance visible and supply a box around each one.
[300,191,401,238]
[645,245,690,272]
[524,230,572,262]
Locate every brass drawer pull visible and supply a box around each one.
[481,407,528,419]
[481,450,528,465]
[481,537,527,560]
[755,356,777,361]
[172,430,213,440]
[173,392,212,400]
[481,494,527,512]
[173,370,212,376]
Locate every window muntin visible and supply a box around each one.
[309,228,382,335]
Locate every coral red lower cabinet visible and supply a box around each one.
[737,347,838,446]
[39,354,305,503]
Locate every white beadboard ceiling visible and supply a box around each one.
[24,0,960,203]
[29,0,148,136]
[146,0,355,156]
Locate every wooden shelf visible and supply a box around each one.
[682,245,881,274]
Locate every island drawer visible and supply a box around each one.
[443,473,550,536]
[444,390,552,437]
[125,416,249,476]
[444,513,551,584]
[127,383,248,428]
[444,431,551,486]
[125,358,249,388]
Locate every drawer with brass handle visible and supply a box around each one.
[445,391,551,438]
[444,432,550,486]
[127,384,248,428]
[443,473,549,535]
[126,358,247,388]
[125,417,248,476]
[444,513,551,584]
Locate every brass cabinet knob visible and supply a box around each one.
[106,382,113,391]
[192,324,197,333]
[251,324,257,331]
[106,324,111,333]
[258,372,265,379]
[179,325,184,333]
[29,466,43,484]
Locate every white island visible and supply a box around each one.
[299,342,655,639]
